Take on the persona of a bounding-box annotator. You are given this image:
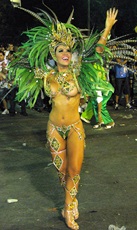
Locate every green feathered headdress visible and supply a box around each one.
[8,4,112,107]
[8,5,85,107]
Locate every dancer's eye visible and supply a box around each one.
[58,49,63,53]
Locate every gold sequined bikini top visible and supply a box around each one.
[44,69,81,98]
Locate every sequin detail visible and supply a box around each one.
[49,137,60,152]
[53,155,63,170]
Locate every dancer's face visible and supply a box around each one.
[55,45,72,68]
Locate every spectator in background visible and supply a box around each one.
[6,51,15,65]
[0,50,9,114]
[114,59,132,110]
[0,50,8,73]
[128,62,137,106]
[5,43,14,58]
[6,51,28,116]
[0,72,9,114]
[8,86,28,116]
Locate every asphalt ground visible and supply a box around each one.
[0,101,137,230]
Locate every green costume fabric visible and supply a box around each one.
[92,91,114,124]
[81,64,114,124]
[81,90,114,124]
[81,99,94,121]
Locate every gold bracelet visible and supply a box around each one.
[101,36,107,41]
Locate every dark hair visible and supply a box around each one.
[0,50,5,56]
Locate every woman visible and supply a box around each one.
[45,45,85,229]
[9,6,118,229]
[43,7,117,227]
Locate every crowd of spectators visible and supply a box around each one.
[0,43,51,116]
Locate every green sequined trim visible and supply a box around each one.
[50,137,60,151]
[56,125,71,139]
[58,171,66,187]
[69,187,78,199]
[73,174,80,185]
[53,155,63,170]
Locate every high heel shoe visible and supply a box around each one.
[61,204,79,229]
[72,198,79,220]
[62,198,79,220]
[105,122,115,129]
[93,122,104,129]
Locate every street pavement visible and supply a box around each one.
[0,102,137,230]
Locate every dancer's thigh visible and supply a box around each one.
[66,121,85,173]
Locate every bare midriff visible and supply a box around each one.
[49,93,81,126]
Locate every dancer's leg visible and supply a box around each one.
[47,121,67,188]
[63,120,85,229]
[101,91,114,124]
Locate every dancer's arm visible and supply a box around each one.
[96,8,118,53]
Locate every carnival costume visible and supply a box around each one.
[8,4,136,230]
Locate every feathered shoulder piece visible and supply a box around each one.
[76,30,112,98]
[106,35,137,72]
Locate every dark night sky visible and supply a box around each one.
[16,0,137,36]
[17,0,88,29]
[1,0,136,44]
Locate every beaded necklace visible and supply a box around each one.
[55,71,68,85]
[55,69,80,92]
